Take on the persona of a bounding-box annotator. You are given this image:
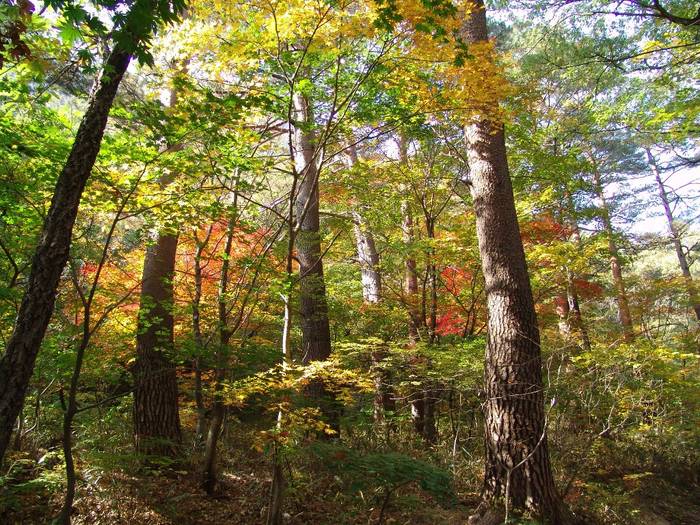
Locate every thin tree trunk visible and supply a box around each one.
[591,163,634,341]
[0,48,130,461]
[203,203,236,494]
[564,193,592,351]
[345,146,382,304]
[266,444,286,525]
[398,136,420,342]
[57,328,90,525]
[646,148,700,322]
[426,217,438,344]
[192,226,213,447]
[555,293,571,339]
[565,267,592,351]
[12,405,23,451]
[371,345,396,425]
[461,2,564,521]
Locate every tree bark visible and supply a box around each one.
[352,213,382,304]
[133,230,182,458]
[565,267,592,352]
[132,69,190,459]
[345,146,382,304]
[563,193,592,352]
[293,94,332,359]
[461,2,563,521]
[202,207,235,494]
[398,136,421,342]
[646,148,700,322]
[0,48,130,461]
[292,92,338,433]
[591,163,634,341]
[192,227,212,447]
[554,294,571,339]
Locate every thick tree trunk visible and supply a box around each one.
[410,387,437,444]
[132,70,189,458]
[0,48,130,461]
[133,231,182,457]
[293,93,331,364]
[591,166,634,341]
[292,92,337,432]
[461,2,563,521]
[646,148,700,322]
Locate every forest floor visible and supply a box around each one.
[2,449,473,524]
[2,426,699,524]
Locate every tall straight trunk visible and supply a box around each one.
[461,2,563,522]
[292,92,337,433]
[345,146,382,304]
[133,230,182,457]
[398,136,420,341]
[564,193,592,351]
[554,294,571,338]
[353,214,382,304]
[0,48,130,461]
[646,148,700,322]
[293,93,332,366]
[203,202,236,494]
[565,267,592,352]
[591,165,634,341]
[132,72,189,458]
[192,227,212,446]
[425,217,438,344]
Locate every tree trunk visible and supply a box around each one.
[555,294,571,339]
[461,2,563,521]
[293,92,335,432]
[425,217,438,344]
[133,231,182,458]
[344,147,382,304]
[0,48,130,461]
[192,227,212,447]
[352,213,382,304]
[646,148,700,322]
[57,328,90,525]
[132,68,190,459]
[591,163,634,341]
[565,267,592,352]
[293,93,331,364]
[371,345,396,427]
[398,136,421,342]
[564,193,592,352]
[202,208,235,494]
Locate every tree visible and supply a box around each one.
[460,1,564,522]
[132,99,185,458]
[646,147,700,322]
[0,0,185,462]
